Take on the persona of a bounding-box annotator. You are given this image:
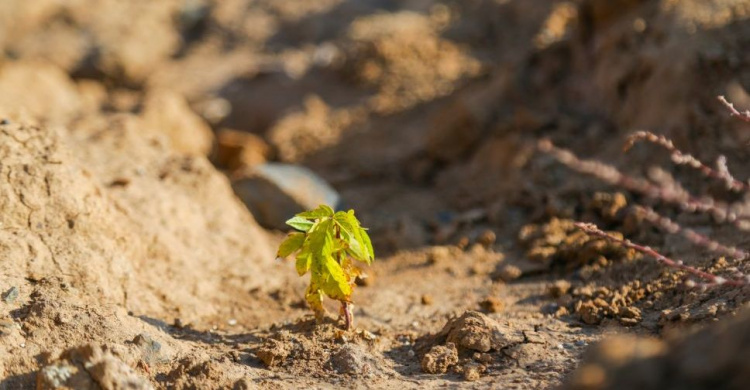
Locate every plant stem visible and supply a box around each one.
[342,302,353,330]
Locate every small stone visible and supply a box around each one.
[329,344,373,374]
[578,301,602,325]
[132,334,162,363]
[495,265,522,282]
[477,230,496,248]
[473,352,493,364]
[421,343,459,374]
[441,311,524,352]
[227,318,238,326]
[232,163,340,230]
[619,306,641,319]
[2,286,19,304]
[462,362,485,381]
[37,363,80,389]
[233,378,254,390]
[421,295,434,305]
[0,119,9,125]
[257,339,290,367]
[547,280,571,298]
[479,297,504,313]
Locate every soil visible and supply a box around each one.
[1,0,749,389]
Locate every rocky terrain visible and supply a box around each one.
[0,0,749,388]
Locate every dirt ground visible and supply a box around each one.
[1,0,749,389]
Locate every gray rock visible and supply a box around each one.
[2,286,19,304]
[328,344,373,375]
[232,163,340,230]
[132,333,162,364]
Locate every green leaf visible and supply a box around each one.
[305,278,324,319]
[319,255,352,301]
[286,216,315,231]
[333,210,374,264]
[297,205,334,219]
[360,228,374,261]
[277,233,305,258]
[296,251,311,276]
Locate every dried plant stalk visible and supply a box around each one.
[625,131,748,192]
[575,222,747,287]
[633,205,748,260]
[718,95,750,123]
[538,139,744,224]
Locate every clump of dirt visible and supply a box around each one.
[254,319,392,378]
[518,218,638,270]
[563,308,750,390]
[420,343,458,374]
[38,344,153,390]
[416,311,524,379]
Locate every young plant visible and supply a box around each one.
[276,205,374,329]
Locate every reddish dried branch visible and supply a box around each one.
[633,205,748,260]
[575,222,747,287]
[718,95,750,123]
[625,131,748,192]
[538,139,744,224]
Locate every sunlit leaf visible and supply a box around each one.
[296,251,311,276]
[277,233,305,258]
[319,255,352,301]
[297,204,334,219]
[286,216,314,231]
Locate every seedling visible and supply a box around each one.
[277,205,374,329]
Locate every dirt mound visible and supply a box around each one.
[415,311,524,379]
[254,319,394,379]
[38,344,153,390]
[0,117,281,385]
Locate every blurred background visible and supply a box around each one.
[1,0,748,248]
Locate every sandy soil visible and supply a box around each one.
[0,0,749,389]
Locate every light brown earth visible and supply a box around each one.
[0,0,749,389]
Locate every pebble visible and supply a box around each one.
[575,340,587,347]
[228,318,238,326]
[232,163,340,230]
[2,287,19,304]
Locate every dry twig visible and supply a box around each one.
[718,95,750,123]
[575,222,747,287]
[633,205,748,260]
[538,139,745,224]
[625,131,748,192]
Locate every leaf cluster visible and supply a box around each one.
[276,205,374,317]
